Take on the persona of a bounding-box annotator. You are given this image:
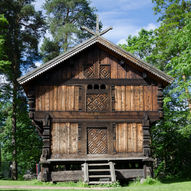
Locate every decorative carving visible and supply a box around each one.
[27,89,35,119]
[41,114,51,161]
[86,94,109,112]
[142,113,151,157]
[84,64,95,78]
[158,84,163,118]
[100,65,111,79]
[87,128,108,154]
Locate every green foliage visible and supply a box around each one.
[0,15,10,73]
[120,0,191,179]
[41,0,99,62]
[0,98,42,176]
[0,0,46,179]
[130,177,161,186]
[119,29,156,63]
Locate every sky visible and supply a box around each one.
[34,0,159,45]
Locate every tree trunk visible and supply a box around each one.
[11,78,17,180]
[182,74,191,112]
[64,33,68,52]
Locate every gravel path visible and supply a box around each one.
[0,185,111,190]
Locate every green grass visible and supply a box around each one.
[0,179,191,191]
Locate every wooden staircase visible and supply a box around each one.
[82,162,116,184]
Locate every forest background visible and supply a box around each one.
[0,0,191,180]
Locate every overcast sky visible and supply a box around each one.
[34,0,158,45]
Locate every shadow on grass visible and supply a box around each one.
[159,177,191,184]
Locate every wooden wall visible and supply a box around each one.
[115,123,143,153]
[51,123,78,155]
[35,45,148,83]
[35,86,79,111]
[115,86,158,111]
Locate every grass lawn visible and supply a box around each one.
[0,179,191,191]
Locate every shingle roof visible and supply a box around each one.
[17,36,174,85]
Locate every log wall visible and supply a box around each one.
[115,123,143,153]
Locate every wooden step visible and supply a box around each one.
[88,163,109,166]
[89,181,112,184]
[89,175,111,178]
[88,169,110,172]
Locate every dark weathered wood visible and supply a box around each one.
[142,113,151,157]
[116,169,144,179]
[20,41,168,183]
[51,171,83,182]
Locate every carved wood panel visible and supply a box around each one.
[100,65,111,79]
[84,64,95,78]
[87,128,107,154]
[86,94,109,112]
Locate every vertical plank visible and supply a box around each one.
[67,123,70,154]
[144,86,152,111]
[35,87,40,111]
[70,86,75,111]
[134,86,140,111]
[41,86,45,111]
[57,86,62,111]
[59,123,64,154]
[70,123,78,153]
[49,86,54,111]
[61,86,66,111]
[65,86,69,111]
[132,123,137,152]
[127,123,132,152]
[121,86,126,111]
[74,86,79,111]
[116,124,119,152]
[51,123,55,154]
[117,64,126,78]
[130,86,134,111]
[115,86,119,111]
[63,123,68,154]
[137,123,143,152]
[139,86,144,111]
[111,57,118,79]
[152,86,158,111]
[124,123,128,152]
[53,86,57,111]
[45,86,50,111]
[125,86,131,111]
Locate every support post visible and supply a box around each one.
[40,114,51,182]
[142,113,151,157]
[109,162,116,182]
[82,163,89,183]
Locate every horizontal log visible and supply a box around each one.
[34,111,160,122]
[116,169,144,179]
[49,153,145,160]
[33,79,151,86]
[51,171,83,182]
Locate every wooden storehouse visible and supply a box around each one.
[18,22,173,184]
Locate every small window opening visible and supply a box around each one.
[94,84,99,89]
[100,84,106,89]
[87,84,93,89]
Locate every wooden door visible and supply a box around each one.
[87,127,108,154]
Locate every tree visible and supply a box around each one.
[119,29,156,64]
[0,0,45,179]
[0,15,10,72]
[119,0,191,178]
[41,0,99,63]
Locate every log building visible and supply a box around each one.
[18,20,173,184]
